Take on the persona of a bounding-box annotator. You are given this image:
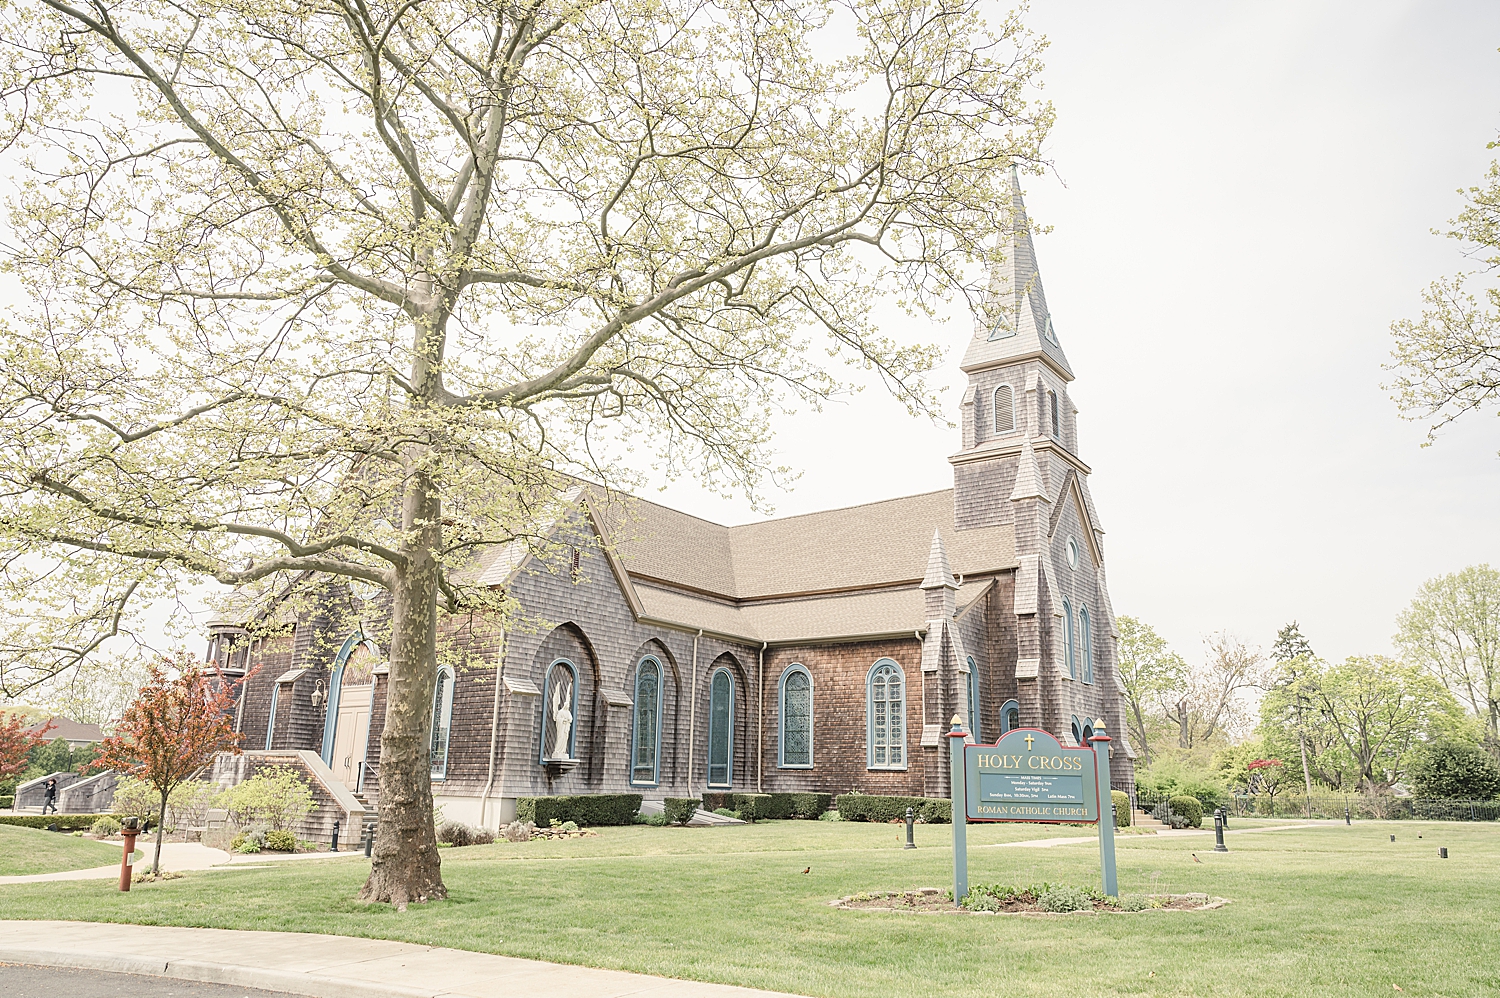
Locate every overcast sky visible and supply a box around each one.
[661,1,1500,666]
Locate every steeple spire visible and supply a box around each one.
[920,528,958,591]
[961,166,1074,380]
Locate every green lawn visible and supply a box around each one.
[0,824,123,876]
[2,818,1497,997]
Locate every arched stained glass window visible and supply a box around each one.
[430,666,455,779]
[992,385,1015,434]
[631,657,662,785]
[1000,699,1020,735]
[707,668,735,787]
[1071,715,1083,746]
[966,657,981,741]
[779,665,813,768]
[1080,606,1094,685]
[867,659,906,770]
[1063,598,1077,680]
[264,685,279,751]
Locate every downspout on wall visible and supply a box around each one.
[687,629,702,794]
[479,630,506,830]
[757,641,766,792]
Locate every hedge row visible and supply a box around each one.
[515,794,642,827]
[835,794,951,824]
[1168,795,1204,828]
[0,795,13,809]
[699,792,833,820]
[1111,790,1131,828]
[0,813,108,831]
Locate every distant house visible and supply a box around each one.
[26,717,106,750]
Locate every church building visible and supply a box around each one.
[206,171,1135,828]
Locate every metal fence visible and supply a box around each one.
[1132,787,1500,822]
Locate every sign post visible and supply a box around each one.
[947,717,968,903]
[950,720,1120,905]
[1089,725,1118,898]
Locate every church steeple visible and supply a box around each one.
[960,167,1074,381]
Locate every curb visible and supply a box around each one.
[0,948,436,998]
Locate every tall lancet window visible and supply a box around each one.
[1050,390,1061,438]
[1080,606,1094,685]
[992,385,1015,434]
[1063,598,1077,680]
[631,657,662,785]
[867,659,906,769]
[778,665,813,768]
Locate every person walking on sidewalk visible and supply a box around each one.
[41,778,58,815]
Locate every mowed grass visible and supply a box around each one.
[2,818,1497,997]
[0,824,122,876]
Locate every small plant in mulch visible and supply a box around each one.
[833,884,1228,915]
[132,870,185,884]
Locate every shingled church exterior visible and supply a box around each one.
[207,173,1135,828]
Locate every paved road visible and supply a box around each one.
[1,964,292,998]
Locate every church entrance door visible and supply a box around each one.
[332,684,371,791]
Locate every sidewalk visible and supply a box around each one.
[0,844,364,885]
[0,921,799,998]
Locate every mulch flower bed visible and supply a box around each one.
[833,888,1229,915]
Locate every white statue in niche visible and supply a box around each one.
[549,673,574,759]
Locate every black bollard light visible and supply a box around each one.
[364,821,375,858]
[1345,805,1351,825]
[332,819,340,852]
[1219,807,1228,830]
[1390,834,1395,842]
[1439,847,1448,859]
[1213,810,1228,853]
[904,806,916,850]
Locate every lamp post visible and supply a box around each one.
[1213,809,1228,853]
[904,806,916,849]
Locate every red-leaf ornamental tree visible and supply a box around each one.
[95,655,244,875]
[0,0,1052,904]
[0,713,52,782]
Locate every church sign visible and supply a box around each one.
[948,719,1118,905]
[964,729,1099,822]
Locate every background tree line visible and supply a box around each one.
[1119,563,1500,803]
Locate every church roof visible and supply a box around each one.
[474,486,1018,644]
[960,167,1074,380]
[594,488,1016,601]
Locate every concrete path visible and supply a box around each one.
[0,921,800,998]
[0,843,363,885]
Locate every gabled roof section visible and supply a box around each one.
[961,167,1074,380]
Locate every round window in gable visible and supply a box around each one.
[1066,537,1079,570]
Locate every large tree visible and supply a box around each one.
[1395,565,1500,756]
[1388,136,1500,449]
[0,0,1051,904]
[1267,621,1317,804]
[1164,632,1263,751]
[1297,655,1457,793]
[1114,615,1186,768]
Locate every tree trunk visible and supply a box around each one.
[1130,701,1152,768]
[152,790,168,875]
[360,468,446,907]
[1297,726,1314,817]
[1175,701,1190,749]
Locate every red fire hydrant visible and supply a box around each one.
[119,816,140,892]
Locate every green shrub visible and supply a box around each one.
[515,794,642,827]
[220,766,316,831]
[642,813,667,826]
[1111,790,1130,828]
[90,816,122,836]
[1038,885,1096,912]
[1168,795,1203,828]
[1115,894,1150,911]
[663,798,699,825]
[834,794,951,824]
[236,839,261,854]
[0,813,106,831]
[712,807,740,819]
[0,795,13,808]
[1410,739,1500,799]
[731,793,772,821]
[701,792,733,812]
[229,832,247,851]
[264,829,297,852]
